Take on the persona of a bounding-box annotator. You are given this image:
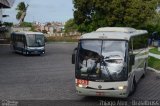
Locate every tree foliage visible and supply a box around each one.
[145,13,160,33]
[73,0,159,32]
[3,22,13,27]
[64,18,78,32]
[16,2,29,24]
[19,22,32,27]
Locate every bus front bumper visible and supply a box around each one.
[26,49,45,55]
[26,47,45,55]
[76,87,128,98]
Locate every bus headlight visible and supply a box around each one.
[78,84,88,88]
[118,86,127,90]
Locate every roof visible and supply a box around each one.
[80,27,148,40]
[12,31,44,35]
[0,0,15,8]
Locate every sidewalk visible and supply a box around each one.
[147,67,160,73]
[149,53,160,59]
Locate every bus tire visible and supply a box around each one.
[142,63,147,78]
[132,78,137,93]
[24,52,27,56]
[21,49,23,55]
[22,50,27,56]
[129,78,137,96]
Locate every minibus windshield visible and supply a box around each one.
[26,34,45,47]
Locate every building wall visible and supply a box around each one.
[0,0,13,7]
[8,0,16,7]
[12,27,31,32]
[0,0,15,23]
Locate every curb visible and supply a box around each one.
[149,53,160,59]
[147,67,160,74]
[47,42,77,44]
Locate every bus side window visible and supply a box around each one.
[132,34,148,51]
[129,38,133,53]
[23,35,27,45]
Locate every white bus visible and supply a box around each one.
[10,32,45,55]
[72,27,148,98]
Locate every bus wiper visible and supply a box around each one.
[100,56,113,80]
[36,40,42,46]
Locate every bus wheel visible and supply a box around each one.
[21,50,24,55]
[132,79,137,94]
[39,52,45,56]
[142,63,147,78]
[22,51,27,56]
[129,78,137,96]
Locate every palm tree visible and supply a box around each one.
[16,2,29,25]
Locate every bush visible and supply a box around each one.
[46,35,80,42]
[20,22,32,27]
[3,22,13,27]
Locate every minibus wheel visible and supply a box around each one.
[22,50,28,56]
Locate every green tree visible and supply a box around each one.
[19,22,32,27]
[3,22,13,27]
[73,0,159,32]
[64,18,78,33]
[145,13,160,36]
[16,2,29,25]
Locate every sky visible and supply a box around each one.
[3,0,74,23]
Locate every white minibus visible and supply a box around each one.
[10,32,45,55]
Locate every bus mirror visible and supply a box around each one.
[44,37,47,42]
[72,53,75,64]
[72,48,77,64]
[130,54,135,65]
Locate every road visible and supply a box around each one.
[0,43,160,106]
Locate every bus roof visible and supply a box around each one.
[80,27,148,40]
[12,31,44,35]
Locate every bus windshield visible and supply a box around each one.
[76,40,128,82]
[26,34,45,47]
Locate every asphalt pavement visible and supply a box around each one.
[0,43,160,106]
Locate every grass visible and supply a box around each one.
[149,47,160,55]
[148,56,160,70]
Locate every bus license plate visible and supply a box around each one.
[96,92,105,96]
[33,51,38,54]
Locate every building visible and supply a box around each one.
[0,0,15,22]
[0,0,15,42]
[33,21,65,34]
